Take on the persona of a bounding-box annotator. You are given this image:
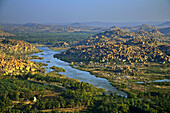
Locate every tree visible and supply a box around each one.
[51,108,60,113]
[114,92,118,98]
[50,66,65,73]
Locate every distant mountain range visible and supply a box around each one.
[157,21,170,28]
[0,21,170,35]
[159,27,170,35]
[81,21,162,27]
[0,22,108,33]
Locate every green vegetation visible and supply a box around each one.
[37,62,48,67]
[1,72,169,113]
[0,72,102,112]
[54,28,170,112]
[0,27,170,112]
[50,66,66,73]
[49,47,70,51]
[30,55,44,60]
[7,32,96,46]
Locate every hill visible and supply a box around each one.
[72,28,168,46]
[159,27,170,35]
[0,23,107,33]
[157,21,170,28]
[0,30,15,37]
[54,28,170,91]
[122,24,158,32]
[0,31,43,75]
[55,29,169,64]
[54,29,170,113]
[82,22,161,27]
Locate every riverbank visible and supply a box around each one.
[30,47,127,96]
[54,48,170,100]
[1,46,169,113]
[70,64,131,96]
[49,47,70,51]
[84,62,169,94]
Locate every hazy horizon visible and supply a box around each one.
[0,0,170,24]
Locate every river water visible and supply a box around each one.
[30,47,127,97]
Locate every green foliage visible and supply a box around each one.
[50,66,65,72]
[7,32,95,46]
[37,62,48,67]
[31,55,44,59]
[1,72,170,113]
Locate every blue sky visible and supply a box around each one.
[0,0,169,24]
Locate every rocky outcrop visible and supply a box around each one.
[0,39,40,56]
[0,38,43,75]
[55,29,170,64]
[0,57,41,75]
[0,30,15,37]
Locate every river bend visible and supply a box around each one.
[30,47,127,97]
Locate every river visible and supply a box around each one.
[30,47,127,97]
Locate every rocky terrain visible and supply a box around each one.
[0,31,43,75]
[0,30,15,37]
[58,27,169,48]
[54,28,170,94]
[0,26,169,113]
[55,29,170,63]
[0,39,40,57]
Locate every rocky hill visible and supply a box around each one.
[74,28,167,46]
[122,24,158,32]
[0,37,43,75]
[0,39,40,56]
[0,30,15,37]
[54,29,170,64]
[54,29,170,95]
[0,57,42,75]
